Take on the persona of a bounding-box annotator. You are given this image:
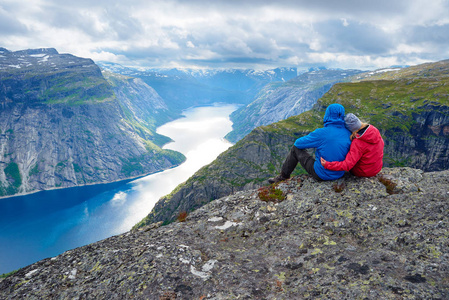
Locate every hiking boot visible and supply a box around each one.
[268,175,288,184]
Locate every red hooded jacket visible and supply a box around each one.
[324,125,384,177]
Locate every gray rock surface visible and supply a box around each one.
[1,167,447,299]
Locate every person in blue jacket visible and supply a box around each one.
[269,103,351,183]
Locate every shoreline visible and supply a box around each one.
[0,163,183,201]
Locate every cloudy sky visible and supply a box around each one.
[1,0,449,70]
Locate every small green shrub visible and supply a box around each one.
[4,162,22,188]
[73,163,83,173]
[258,185,285,203]
[29,164,39,177]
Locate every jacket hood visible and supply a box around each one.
[323,103,345,126]
[357,125,382,144]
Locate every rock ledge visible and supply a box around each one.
[1,167,448,299]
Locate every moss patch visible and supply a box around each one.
[4,162,22,188]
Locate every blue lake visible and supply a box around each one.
[0,103,238,274]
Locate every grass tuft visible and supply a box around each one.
[333,182,346,193]
[258,185,286,203]
[0,269,19,278]
[177,211,188,222]
[378,175,398,194]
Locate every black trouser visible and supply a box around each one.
[281,146,322,181]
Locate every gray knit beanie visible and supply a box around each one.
[344,113,362,132]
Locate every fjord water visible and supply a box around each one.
[0,104,238,274]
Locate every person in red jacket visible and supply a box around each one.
[320,113,384,177]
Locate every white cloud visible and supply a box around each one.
[306,52,402,70]
[392,44,427,55]
[1,0,449,70]
[88,51,127,63]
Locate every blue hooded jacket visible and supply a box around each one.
[294,103,351,180]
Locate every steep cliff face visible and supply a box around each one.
[137,59,449,227]
[383,105,449,170]
[103,71,178,146]
[226,69,363,142]
[0,48,184,197]
[1,168,448,299]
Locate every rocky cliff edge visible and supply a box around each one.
[1,167,448,299]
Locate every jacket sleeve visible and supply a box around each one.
[324,141,363,171]
[294,128,323,149]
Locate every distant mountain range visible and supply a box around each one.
[97,62,299,113]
